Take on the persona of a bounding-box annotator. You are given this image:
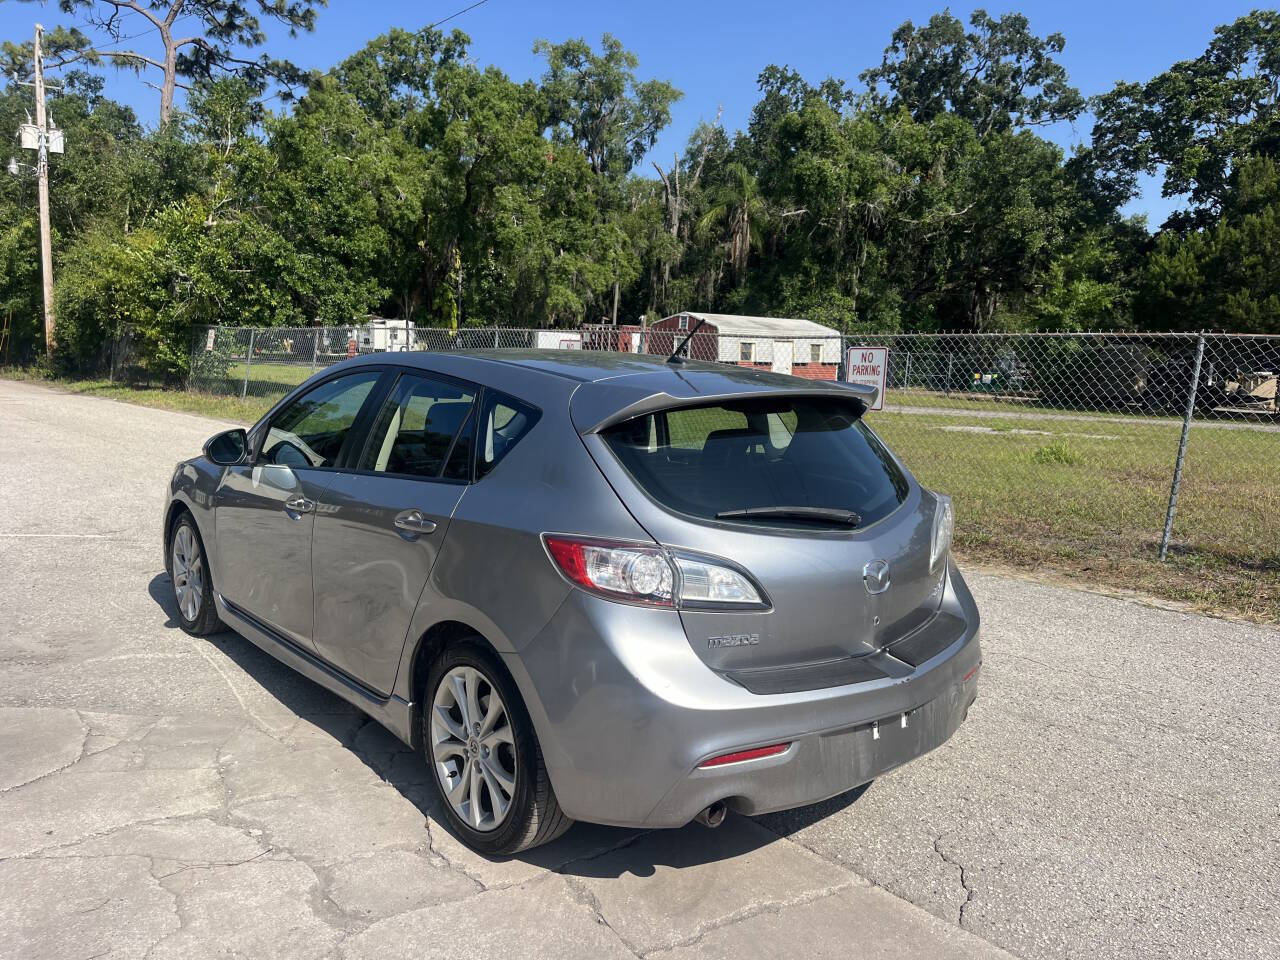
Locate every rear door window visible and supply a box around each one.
[601,396,909,528]
[358,374,477,479]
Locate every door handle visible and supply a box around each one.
[394,509,437,536]
[284,495,315,518]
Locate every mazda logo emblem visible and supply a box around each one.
[863,559,891,595]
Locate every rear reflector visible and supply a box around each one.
[698,742,790,769]
[962,664,980,683]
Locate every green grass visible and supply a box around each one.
[219,361,316,389]
[1030,439,1081,465]
[1,369,275,424]
[871,409,1280,622]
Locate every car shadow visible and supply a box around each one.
[148,571,874,876]
[147,574,185,630]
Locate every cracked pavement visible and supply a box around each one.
[2,378,1277,959]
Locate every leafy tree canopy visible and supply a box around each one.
[1092,10,1280,227]
[861,9,1084,135]
[2,0,324,123]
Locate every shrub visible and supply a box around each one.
[54,229,166,376]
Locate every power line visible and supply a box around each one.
[426,0,490,31]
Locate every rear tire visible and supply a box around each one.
[168,512,221,636]
[423,639,572,855]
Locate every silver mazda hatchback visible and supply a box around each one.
[164,349,980,855]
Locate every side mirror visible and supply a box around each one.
[204,428,249,466]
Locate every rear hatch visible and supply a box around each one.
[577,379,947,687]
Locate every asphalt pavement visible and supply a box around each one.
[1,378,1276,960]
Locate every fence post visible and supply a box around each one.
[310,328,319,375]
[945,354,953,396]
[242,328,255,399]
[903,351,911,390]
[187,327,201,391]
[1159,333,1206,561]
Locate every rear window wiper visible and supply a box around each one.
[715,506,862,527]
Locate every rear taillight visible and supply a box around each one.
[543,536,674,606]
[671,555,762,606]
[543,535,767,609]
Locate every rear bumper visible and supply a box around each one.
[504,559,981,829]
[652,673,976,823]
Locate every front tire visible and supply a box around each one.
[423,639,572,855]
[169,512,221,636]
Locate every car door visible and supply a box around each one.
[310,370,478,693]
[214,369,385,648]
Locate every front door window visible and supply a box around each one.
[261,371,382,468]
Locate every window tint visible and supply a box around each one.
[359,374,476,479]
[261,371,381,468]
[602,396,909,528]
[476,391,540,480]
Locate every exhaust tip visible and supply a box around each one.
[694,801,728,829]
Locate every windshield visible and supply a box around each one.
[600,396,909,528]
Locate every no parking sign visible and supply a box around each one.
[844,346,888,411]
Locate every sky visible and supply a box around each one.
[1,0,1264,225]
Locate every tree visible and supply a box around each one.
[914,128,1076,330]
[331,26,467,126]
[698,160,771,289]
[650,111,723,308]
[751,93,895,329]
[535,35,680,321]
[1136,156,1280,333]
[535,34,681,181]
[0,68,180,360]
[1091,10,1280,226]
[2,0,324,124]
[862,10,1084,137]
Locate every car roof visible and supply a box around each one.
[337,349,878,433]
[425,348,742,384]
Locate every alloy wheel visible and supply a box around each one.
[171,524,204,623]
[430,665,517,832]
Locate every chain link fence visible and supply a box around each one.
[846,332,1279,616]
[186,324,1279,613]
[187,324,593,399]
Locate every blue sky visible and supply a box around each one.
[1,0,1261,224]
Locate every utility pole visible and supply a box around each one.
[33,24,56,356]
[9,25,63,356]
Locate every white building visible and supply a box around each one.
[654,312,842,378]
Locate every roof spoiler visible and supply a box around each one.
[829,378,880,410]
[580,381,879,434]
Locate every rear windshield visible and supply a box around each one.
[601,396,909,528]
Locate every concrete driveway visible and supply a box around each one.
[1,378,1276,960]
